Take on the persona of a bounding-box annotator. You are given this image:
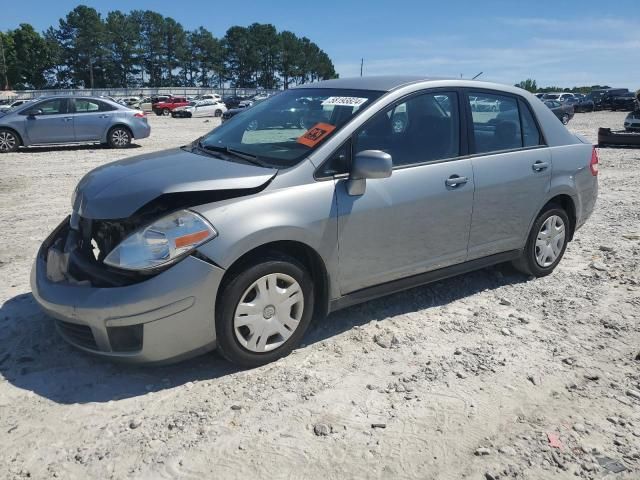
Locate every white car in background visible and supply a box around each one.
[0,99,32,112]
[199,94,222,102]
[543,93,575,103]
[171,99,227,118]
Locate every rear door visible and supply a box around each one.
[22,98,75,144]
[71,98,117,141]
[464,91,551,259]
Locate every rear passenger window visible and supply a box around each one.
[355,91,460,167]
[468,93,521,154]
[519,100,544,147]
[468,93,544,154]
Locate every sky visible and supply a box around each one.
[1,0,638,89]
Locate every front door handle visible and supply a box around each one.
[532,161,549,172]
[98,114,110,118]
[62,117,73,122]
[445,175,468,188]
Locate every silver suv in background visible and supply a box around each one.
[0,96,150,153]
[32,77,598,367]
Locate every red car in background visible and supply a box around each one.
[152,97,189,116]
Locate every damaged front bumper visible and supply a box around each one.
[31,218,225,364]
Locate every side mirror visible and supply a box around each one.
[27,109,43,118]
[347,150,392,196]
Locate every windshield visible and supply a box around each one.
[200,88,384,168]
[543,94,559,100]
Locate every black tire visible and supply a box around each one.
[512,204,570,277]
[214,109,222,117]
[162,108,170,116]
[215,254,314,368]
[561,114,570,125]
[0,128,20,153]
[107,126,132,149]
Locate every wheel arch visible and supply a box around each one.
[218,240,331,320]
[542,194,577,241]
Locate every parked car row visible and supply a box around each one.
[534,88,637,112]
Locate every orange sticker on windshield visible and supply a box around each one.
[296,123,336,147]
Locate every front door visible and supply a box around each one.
[464,91,551,259]
[24,99,75,144]
[336,91,475,294]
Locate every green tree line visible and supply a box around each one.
[0,5,337,90]
[515,78,614,94]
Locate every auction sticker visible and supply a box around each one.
[297,123,336,147]
[321,96,369,107]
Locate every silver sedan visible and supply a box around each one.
[0,96,150,152]
[32,77,598,367]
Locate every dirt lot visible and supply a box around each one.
[0,112,639,480]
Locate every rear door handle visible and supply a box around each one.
[63,117,73,122]
[98,114,110,118]
[532,161,549,172]
[445,175,468,188]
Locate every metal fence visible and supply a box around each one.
[2,87,281,101]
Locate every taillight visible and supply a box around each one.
[134,112,145,118]
[590,147,599,176]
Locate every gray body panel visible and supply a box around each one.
[0,96,151,147]
[468,148,552,259]
[31,77,598,363]
[335,159,474,293]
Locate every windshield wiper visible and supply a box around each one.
[199,143,265,167]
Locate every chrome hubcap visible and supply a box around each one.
[112,129,129,146]
[0,131,17,151]
[234,273,304,353]
[535,215,565,267]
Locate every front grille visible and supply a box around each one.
[56,320,98,350]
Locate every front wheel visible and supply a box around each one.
[561,113,570,125]
[107,126,132,148]
[215,255,314,367]
[512,205,570,277]
[0,129,20,153]
[162,108,170,116]
[214,109,222,117]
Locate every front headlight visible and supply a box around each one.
[103,210,217,271]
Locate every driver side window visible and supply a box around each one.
[354,92,460,167]
[24,99,66,116]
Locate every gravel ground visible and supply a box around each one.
[0,112,639,480]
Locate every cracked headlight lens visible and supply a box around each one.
[103,210,217,271]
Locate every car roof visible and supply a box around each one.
[293,75,454,92]
[292,76,555,98]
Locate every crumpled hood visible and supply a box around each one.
[73,148,277,219]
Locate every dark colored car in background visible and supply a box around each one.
[594,88,629,110]
[572,95,595,113]
[544,100,574,124]
[610,92,636,111]
[223,95,250,109]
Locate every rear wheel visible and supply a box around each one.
[107,126,132,148]
[0,129,20,153]
[214,109,222,117]
[162,108,170,116]
[512,205,569,277]
[215,255,314,368]
[561,113,570,125]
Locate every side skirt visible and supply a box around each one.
[328,250,522,313]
